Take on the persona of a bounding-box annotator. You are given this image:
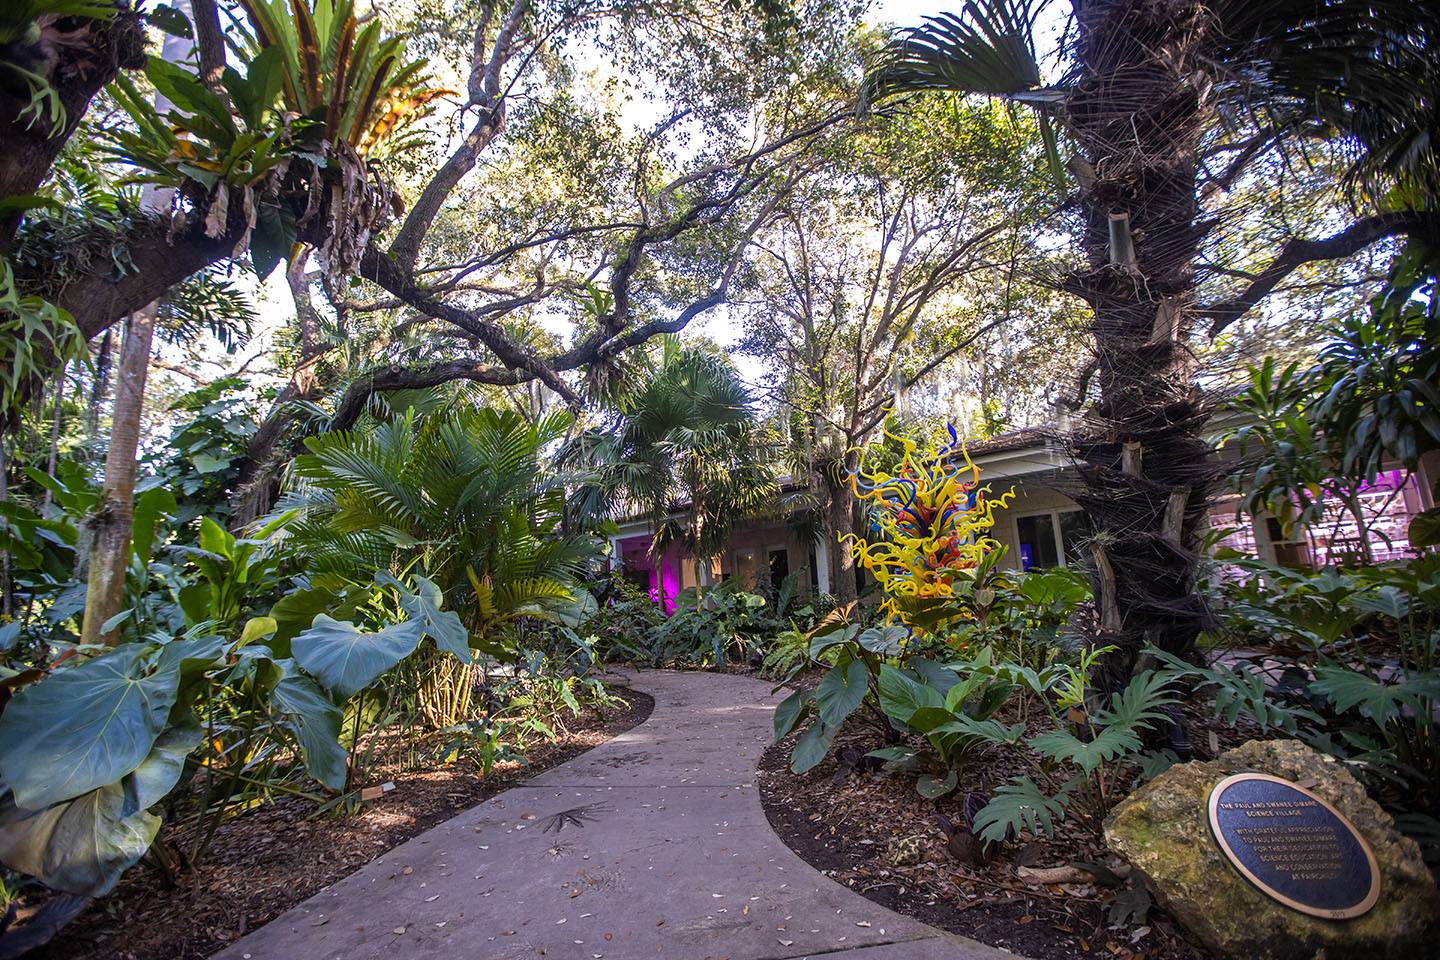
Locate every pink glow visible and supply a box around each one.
[659,547,680,614]
[618,536,681,614]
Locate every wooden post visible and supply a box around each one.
[1107,211,1136,268]
[1121,440,1143,477]
[1163,487,1190,546]
[1091,543,1122,633]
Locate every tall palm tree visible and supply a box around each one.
[568,337,779,567]
[865,0,1440,686]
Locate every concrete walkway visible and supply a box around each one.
[214,669,1014,960]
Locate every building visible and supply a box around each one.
[610,427,1440,611]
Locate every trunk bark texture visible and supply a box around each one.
[826,449,860,605]
[0,11,146,252]
[1066,0,1215,687]
[80,308,155,645]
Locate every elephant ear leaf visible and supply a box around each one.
[269,672,347,790]
[0,645,178,809]
[0,782,158,897]
[292,615,423,699]
[0,720,202,897]
[814,660,869,728]
[394,574,471,663]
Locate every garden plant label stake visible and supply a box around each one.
[1207,773,1381,919]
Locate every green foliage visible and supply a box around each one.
[567,337,778,561]
[1202,555,1440,814]
[648,579,772,667]
[0,629,348,895]
[285,404,600,662]
[771,623,905,773]
[233,0,442,158]
[1225,243,1439,555]
[106,51,295,194]
[972,776,1072,844]
[292,573,467,699]
[143,378,259,526]
[876,653,1019,797]
[968,665,1178,843]
[581,573,666,663]
[0,1,117,134]
[929,547,1090,670]
[0,257,88,419]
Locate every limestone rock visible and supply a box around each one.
[1104,739,1439,960]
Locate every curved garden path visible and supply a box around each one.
[214,669,1015,960]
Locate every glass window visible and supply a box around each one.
[1057,510,1092,566]
[1016,514,1060,570]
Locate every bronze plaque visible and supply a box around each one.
[1207,772,1380,920]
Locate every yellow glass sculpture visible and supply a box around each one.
[844,425,1014,634]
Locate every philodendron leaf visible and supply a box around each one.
[269,672,347,790]
[0,721,200,897]
[267,585,337,655]
[386,573,470,662]
[292,615,423,699]
[0,645,178,809]
[790,719,836,774]
[876,663,944,726]
[0,783,158,897]
[773,689,810,741]
[815,660,869,728]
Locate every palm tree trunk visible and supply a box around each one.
[1065,0,1214,687]
[80,307,155,645]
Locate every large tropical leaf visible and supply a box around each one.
[269,671,347,789]
[814,660,869,728]
[0,783,157,897]
[863,2,1050,104]
[292,615,423,699]
[0,646,178,809]
[381,572,470,662]
[0,721,201,896]
[876,663,945,724]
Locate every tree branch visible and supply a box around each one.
[1203,212,1439,337]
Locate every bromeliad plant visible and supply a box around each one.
[104,0,444,278]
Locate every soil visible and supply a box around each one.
[26,688,654,960]
[757,694,1264,960]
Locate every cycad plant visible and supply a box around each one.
[865,0,1440,688]
[281,404,600,725]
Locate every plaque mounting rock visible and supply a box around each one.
[1104,739,1440,960]
[1207,772,1380,919]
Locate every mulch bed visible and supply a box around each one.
[758,693,1263,960]
[26,688,654,960]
